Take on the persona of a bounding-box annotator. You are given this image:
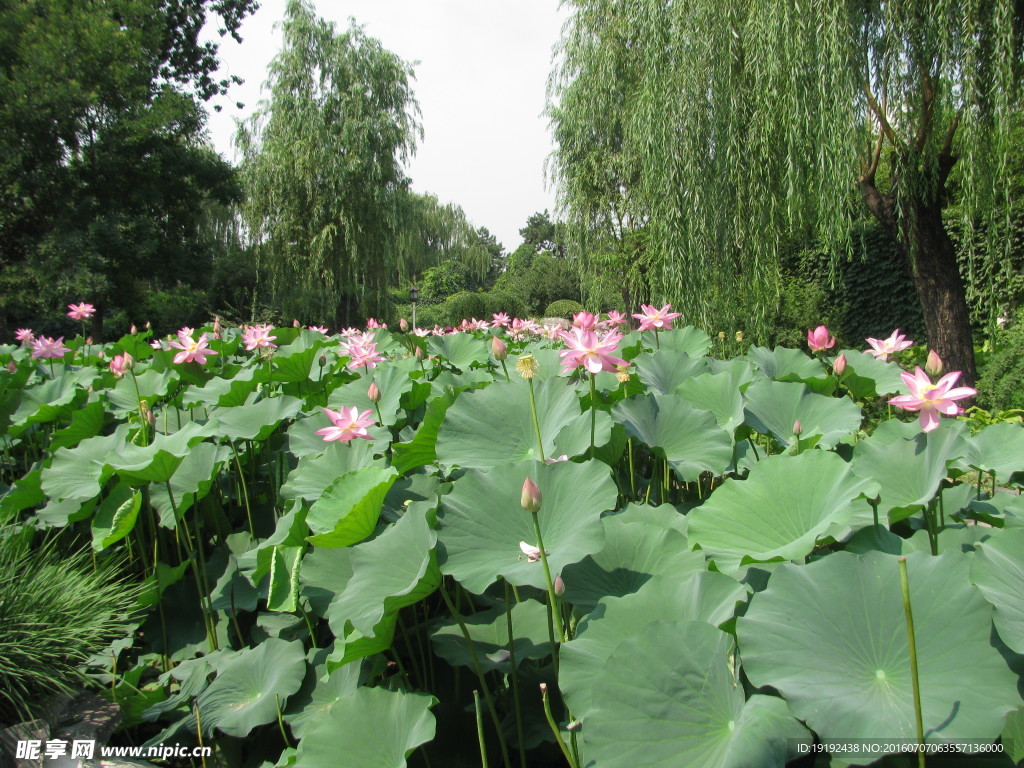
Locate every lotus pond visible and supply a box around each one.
[2,317,1024,768]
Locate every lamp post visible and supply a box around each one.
[408,285,420,330]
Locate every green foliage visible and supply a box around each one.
[495,250,581,315]
[0,530,138,723]
[484,291,526,320]
[977,313,1024,411]
[444,292,488,324]
[420,260,469,306]
[544,299,585,319]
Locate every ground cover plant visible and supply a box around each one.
[2,305,1024,768]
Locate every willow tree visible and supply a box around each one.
[237,0,420,328]
[550,0,1023,382]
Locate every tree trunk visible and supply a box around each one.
[860,180,977,387]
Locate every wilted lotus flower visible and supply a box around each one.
[521,477,542,514]
[544,454,569,464]
[515,354,539,380]
[519,541,548,563]
[718,331,726,341]
[735,331,744,342]
[833,353,847,376]
[925,350,943,377]
[491,335,508,361]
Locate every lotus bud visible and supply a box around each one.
[293,318,300,327]
[792,419,803,437]
[718,331,726,341]
[925,349,943,377]
[491,335,508,361]
[130,324,137,334]
[7,361,16,373]
[319,354,327,368]
[521,476,542,515]
[400,317,409,332]
[833,353,847,376]
[553,573,565,597]
[367,381,381,403]
[567,720,582,732]
[212,316,222,336]
[735,331,744,343]
[414,346,426,360]
[86,336,93,345]
[145,321,151,330]
[515,354,539,380]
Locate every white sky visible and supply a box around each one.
[202,0,569,252]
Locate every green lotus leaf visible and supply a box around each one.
[613,393,733,481]
[284,664,360,739]
[213,394,303,442]
[647,326,712,356]
[508,346,563,382]
[687,451,876,571]
[391,392,454,475]
[435,378,595,469]
[430,599,551,672]
[300,546,353,618]
[280,437,385,501]
[327,612,399,669]
[270,334,320,383]
[742,379,863,449]
[738,551,1019,755]
[9,372,86,434]
[105,368,177,413]
[306,465,398,547]
[49,400,107,451]
[326,507,440,637]
[108,420,217,485]
[0,468,44,523]
[150,442,229,526]
[676,368,750,433]
[745,345,826,381]
[963,422,1024,482]
[428,332,488,371]
[91,482,141,551]
[833,349,906,398]
[632,349,709,395]
[43,431,123,502]
[328,359,418,427]
[285,411,390,460]
[267,545,303,612]
[436,459,615,593]
[196,638,306,738]
[970,528,1024,654]
[182,366,260,407]
[1002,706,1024,766]
[582,621,809,768]
[560,571,748,722]
[561,514,704,610]
[295,687,436,768]
[851,421,970,523]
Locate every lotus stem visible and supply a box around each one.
[275,693,293,749]
[527,378,546,462]
[532,513,565,644]
[627,438,636,499]
[504,581,527,768]
[540,684,577,768]
[193,699,208,768]
[473,690,489,768]
[500,359,510,382]
[898,557,926,768]
[589,373,597,452]
[229,441,256,541]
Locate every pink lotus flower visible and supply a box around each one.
[460,318,490,332]
[632,303,682,331]
[491,336,508,360]
[343,334,385,370]
[308,325,329,334]
[572,312,599,331]
[109,353,133,378]
[888,367,976,432]
[67,302,95,321]
[518,541,548,563]
[492,312,511,328]
[14,328,33,344]
[412,327,431,337]
[31,336,70,359]
[558,327,628,374]
[604,310,628,328]
[168,329,218,364]
[925,350,943,377]
[866,329,913,361]
[366,318,386,329]
[807,325,836,352]
[241,324,278,351]
[315,406,375,442]
[833,353,847,375]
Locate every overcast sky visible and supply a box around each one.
[202,0,569,253]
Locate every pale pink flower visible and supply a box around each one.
[925,350,943,377]
[604,310,628,328]
[460,318,489,332]
[340,327,360,338]
[833,353,847,376]
[412,327,431,337]
[544,454,569,464]
[150,339,166,350]
[521,477,542,513]
[889,366,976,432]
[492,312,511,328]
[491,336,508,360]
[67,302,95,321]
[345,339,385,370]
[308,325,329,334]
[366,318,386,329]
[109,353,133,378]
[866,329,913,361]
[30,336,70,359]
[241,324,278,352]
[315,406,375,442]
[558,327,628,374]
[519,541,548,563]
[572,312,599,331]
[14,328,33,344]
[542,323,563,341]
[632,303,682,331]
[807,325,836,352]
[168,329,218,365]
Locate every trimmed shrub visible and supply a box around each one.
[485,291,526,320]
[445,292,488,325]
[545,299,585,319]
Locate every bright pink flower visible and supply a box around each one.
[241,324,278,352]
[491,336,508,360]
[632,303,682,331]
[109,353,133,378]
[833,353,847,376]
[345,339,385,370]
[558,327,628,374]
[604,310,628,328]
[508,318,536,340]
[67,302,95,321]
[492,312,511,328]
[807,325,836,352]
[315,406,375,442]
[168,329,218,364]
[30,336,69,359]
[888,367,976,432]
[14,328,33,344]
[572,312,599,331]
[366,318,386,329]
[865,329,913,361]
